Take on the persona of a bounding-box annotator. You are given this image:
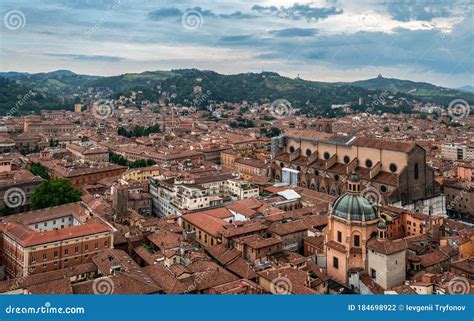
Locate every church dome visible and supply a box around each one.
[332,171,378,221]
[332,193,378,221]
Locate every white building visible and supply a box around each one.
[441,143,473,161]
[366,237,407,290]
[149,174,259,217]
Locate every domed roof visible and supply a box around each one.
[332,193,378,221]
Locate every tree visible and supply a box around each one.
[30,162,50,179]
[31,179,82,210]
[260,127,281,138]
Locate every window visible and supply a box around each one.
[43,253,47,261]
[371,268,376,279]
[334,174,340,181]
[354,235,360,247]
[54,251,58,258]
[95,242,98,249]
[104,240,108,247]
[333,257,339,269]
[65,249,69,256]
[365,159,373,168]
[306,149,312,157]
[289,146,295,153]
[389,163,397,173]
[75,246,79,253]
[414,163,419,180]
[85,244,89,251]
[337,231,342,243]
[324,152,330,160]
[280,162,284,168]
[380,185,387,193]
[32,255,36,263]
[343,155,350,164]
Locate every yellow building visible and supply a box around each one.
[122,166,161,182]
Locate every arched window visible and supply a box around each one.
[306,149,312,157]
[343,155,350,164]
[324,152,330,160]
[414,163,419,180]
[289,146,295,153]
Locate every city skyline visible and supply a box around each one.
[1,0,473,88]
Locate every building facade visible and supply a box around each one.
[270,129,443,214]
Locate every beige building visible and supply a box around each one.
[23,115,75,138]
[271,128,442,214]
[325,174,380,284]
[66,142,109,162]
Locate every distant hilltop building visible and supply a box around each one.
[377,73,383,78]
[74,103,82,112]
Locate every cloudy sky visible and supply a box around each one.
[1,0,473,87]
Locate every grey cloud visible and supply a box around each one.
[252,3,343,21]
[48,53,124,62]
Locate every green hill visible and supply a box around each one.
[0,77,72,115]
[1,69,472,116]
[345,75,473,104]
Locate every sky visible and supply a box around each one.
[1,0,473,88]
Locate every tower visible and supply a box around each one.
[112,184,128,216]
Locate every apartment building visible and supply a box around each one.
[149,174,259,217]
[441,143,473,161]
[0,202,114,278]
